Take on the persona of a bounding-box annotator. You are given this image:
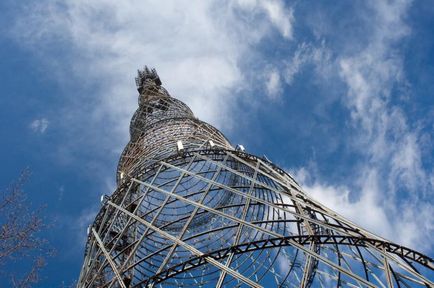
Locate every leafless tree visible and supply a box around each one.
[0,169,51,287]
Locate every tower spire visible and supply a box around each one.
[135,66,162,93]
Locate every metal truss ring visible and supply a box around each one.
[143,234,433,286]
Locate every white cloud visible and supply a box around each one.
[260,0,294,39]
[292,0,434,252]
[265,69,282,99]
[337,0,431,199]
[29,118,49,133]
[295,167,433,251]
[284,41,331,85]
[58,185,64,201]
[235,0,294,39]
[13,0,294,148]
[76,206,98,246]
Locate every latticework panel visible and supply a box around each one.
[77,67,433,288]
[79,150,433,288]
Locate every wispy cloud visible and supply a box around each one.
[12,0,294,147]
[29,118,49,134]
[265,69,282,99]
[235,0,294,40]
[292,0,433,251]
[257,0,294,39]
[283,41,331,85]
[337,0,432,200]
[295,167,433,251]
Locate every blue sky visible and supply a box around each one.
[0,0,433,286]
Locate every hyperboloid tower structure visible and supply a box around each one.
[78,67,433,288]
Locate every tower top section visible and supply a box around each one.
[135,66,162,94]
[116,66,233,183]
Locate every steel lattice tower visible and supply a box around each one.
[78,67,433,288]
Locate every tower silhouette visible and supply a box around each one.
[78,67,433,287]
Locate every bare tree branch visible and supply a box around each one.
[0,169,51,287]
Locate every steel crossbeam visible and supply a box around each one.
[153,155,230,278]
[143,234,433,287]
[130,176,378,288]
[159,156,434,283]
[215,160,260,288]
[92,228,127,288]
[107,201,263,288]
[86,165,165,288]
[83,181,134,286]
